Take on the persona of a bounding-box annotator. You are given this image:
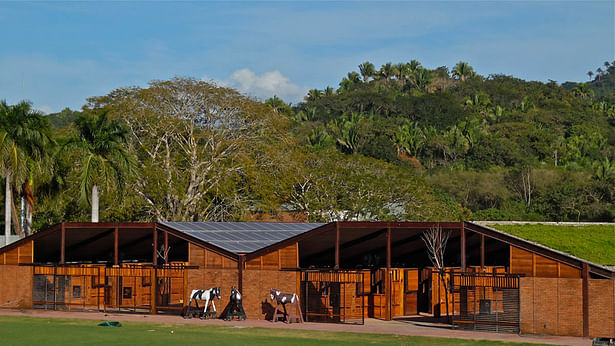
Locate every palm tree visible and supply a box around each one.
[379,62,398,81]
[587,71,594,81]
[605,61,611,70]
[0,100,53,244]
[358,61,376,83]
[414,68,432,90]
[408,59,422,73]
[306,89,322,101]
[452,61,474,81]
[395,63,410,81]
[63,112,134,222]
[596,68,603,80]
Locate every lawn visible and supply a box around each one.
[493,224,615,265]
[0,316,542,346]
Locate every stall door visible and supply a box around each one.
[404,269,419,315]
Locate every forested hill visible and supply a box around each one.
[18,60,614,231]
[269,60,615,222]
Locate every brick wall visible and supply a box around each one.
[242,269,297,320]
[520,277,615,337]
[0,265,33,309]
[186,267,298,320]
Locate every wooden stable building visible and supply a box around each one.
[0,221,613,337]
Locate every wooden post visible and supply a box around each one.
[386,226,391,269]
[152,226,158,266]
[480,234,485,270]
[150,267,157,315]
[238,254,245,293]
[60,223,66,264]
[582,263,589,337]
[386,225,392,321]
[460,227,466,272]
[114,226,119,266]
[164,231,169,264]
[334,222,340,269]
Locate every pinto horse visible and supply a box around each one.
[185,287,221,319]
[270,288,303,323]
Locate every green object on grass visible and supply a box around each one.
[98,321,122,327]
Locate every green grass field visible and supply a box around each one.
[0,316,544,346]
[493,224,615,265]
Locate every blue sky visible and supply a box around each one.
[0,1,613,113]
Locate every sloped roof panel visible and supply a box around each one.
[161,222,325,254]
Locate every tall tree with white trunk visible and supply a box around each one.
[0,100,53,244]
[85,78,285,221]
[63,112,134,222]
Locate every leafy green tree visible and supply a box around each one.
[307,127,331,150]
[394,122,426,158]
[0,100,53,242]
[452,61,474,81]
[87,77,289,221]
[63,112,135,222]
[334,113,363,154]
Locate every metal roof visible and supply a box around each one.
[160,222,325,254]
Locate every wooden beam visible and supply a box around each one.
[386,225,391,269]
[480,234,485,269]
[386,224,392,321]
[60,223,65,264]
[582,263,589,337]
[114,226,119,265]
[164,231,169,264]
[153,226,158,266]
[238,254,245,293]
[460,227,466,272]
[335,222,340,269]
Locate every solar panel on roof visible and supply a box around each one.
[162,221,325,254]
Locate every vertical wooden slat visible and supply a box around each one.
[60,223,66,264]
[582,263,589,337]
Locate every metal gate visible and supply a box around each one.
[452,273,520,333]
[300,270,365,324]
[33,265,102,311]
[104,265,153,313]
[33,264,190,314]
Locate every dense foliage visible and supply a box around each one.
[287,60,615,222]
[2,60,615,233]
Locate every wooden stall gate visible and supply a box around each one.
[452,273,521,333]
[300,270,365,324]
[33,265,103,311]
[33,264,190,314]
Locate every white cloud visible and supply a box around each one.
[37,105,53,115]
[227,69,307,104]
